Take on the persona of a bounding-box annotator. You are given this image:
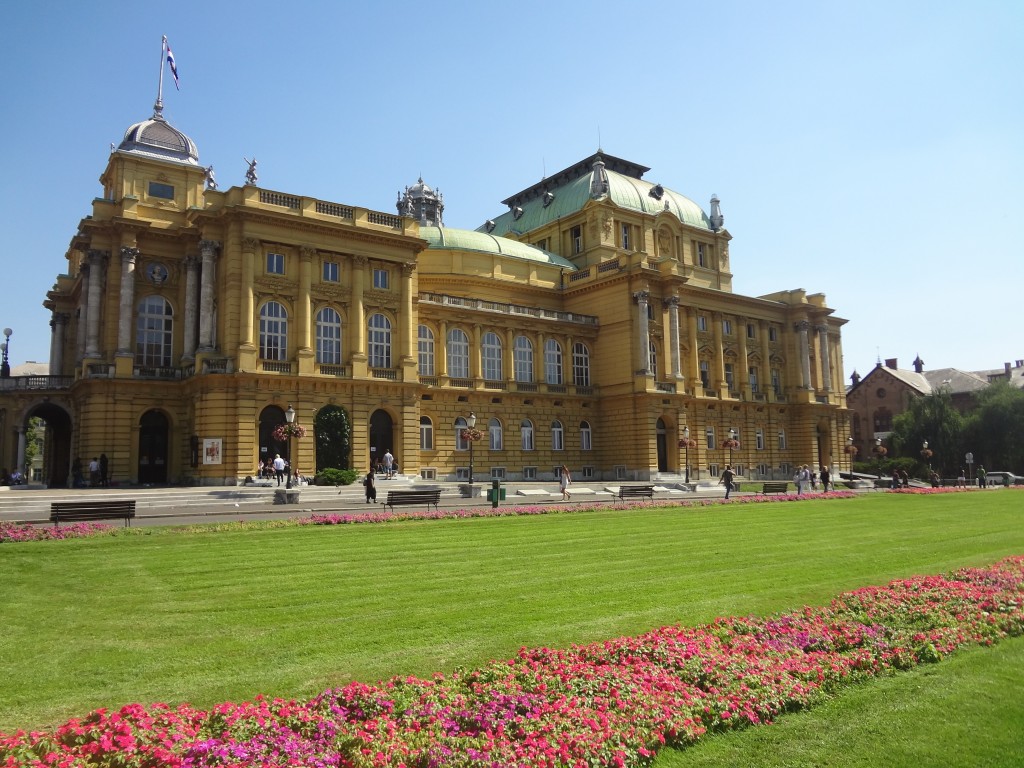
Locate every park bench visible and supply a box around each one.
[382,489,442,512]
[760,482,790,495]
[50,500,136,527]
[617,485,655,500]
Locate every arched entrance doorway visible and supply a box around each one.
[258,405,288,476]
[368,409,394,472]
[138,410,169,484]
[656,417,668,472]
[24,401,73,488]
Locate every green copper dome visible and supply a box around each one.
[420,226,576,269]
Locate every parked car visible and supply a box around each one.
[985,471,1023,486]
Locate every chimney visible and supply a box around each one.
[885,358,898,370]
[1006,362,1012,377]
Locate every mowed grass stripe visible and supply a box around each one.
[1,492,1022,731]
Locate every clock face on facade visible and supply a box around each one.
[147,263,169,285]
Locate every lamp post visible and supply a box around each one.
[467,411,476,486]
[0,327,11,378]
[681,426,691,484]
[846,436,856,483]
[873,437,887,478]
[285,404,295,489]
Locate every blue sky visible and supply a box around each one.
[1,1,1020,378]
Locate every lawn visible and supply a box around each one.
[1,491,1022,749]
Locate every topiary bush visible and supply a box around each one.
[315,468,358,486]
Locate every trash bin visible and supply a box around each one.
[486,480,506,504]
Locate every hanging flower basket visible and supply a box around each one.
[920,448,934,459]
[273,423,307,442]
[460,427,484,442]
[872,445,888,457]
[844,444,859,455]
[721,438,740,450]
[678,438,698,449]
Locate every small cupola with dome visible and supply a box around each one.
[397,176,444,227]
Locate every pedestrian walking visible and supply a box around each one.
[272,453,286,486]
[364,469,376,503]
[559,464,572,501]
[820,466,831,492]
[720,465,735,499]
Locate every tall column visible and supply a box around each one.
[16,426,26,477]
[400,262,415,364]
[182,255,201,360]
[537,331,546,383]
[351,256,367,363]
[504,327,515,382]
[816,324,832,392]
[298,247,314,352]
[796,320,812,389]
[50,313,69,376]
[197,240,220,352]
[666,296,682,379]
[759,320,771,396]
[438,319,448,377]
[712,311,725,392]
[737,316,750,397]
[471,324,482,380]
[240,239,257,348]
[686,307,700,391]
[634,289,650,373]
[76,264,89,363]
[116,247,139,355]
[85,250,108,358]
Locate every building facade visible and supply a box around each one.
[0,104,851,487]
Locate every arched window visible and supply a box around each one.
[454,416,468,451]
[513,336,534,382]
[135,295,173,367]
[419,416,433,450]
[545,339,563,384]
[447,328,469,379]
[573,343,590,387]
[368,314,391,368]
[259,301,288,360]
[489,417,503,450]
[580,420,592,451]
[521,419,534,451]
[418,325,435,376]
[315,307,342,364]
[551,419,564,451]
[482,332,502,381]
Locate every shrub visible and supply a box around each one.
[315,468,358,486]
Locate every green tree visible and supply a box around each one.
[313,406,351,471]
[890,388,964,477]
[24,417,44,476]
[963,381,1024,473]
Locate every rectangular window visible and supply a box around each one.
[323,262,339,282]
[723,319,733,335]
[533,238,548,251]
[756,428,765,450]
[725,363,735,389]
[746,323,756,339]
[706,426,716,450]
[769,326,778,342]
[373,268,389,289]
[749,366,759,393]
[697,315,707,332]
[771,368,782,394]
[757,463,768,477]
[581,466,595,479]
[709,463,719,477]
[571,225,583,254]
[778,430,787,450]
[490,467,506,480]
[620,223,631,250]
[696,243,706,267]
[148,181,174,199]
[267,252,284,275]
[523,466,537,480]
[699,360,710,389]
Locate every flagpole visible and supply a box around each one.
[155,35,166,116]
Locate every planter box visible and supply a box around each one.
[274,489,301,504]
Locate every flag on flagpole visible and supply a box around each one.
[166,40,180,90]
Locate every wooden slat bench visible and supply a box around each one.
[50,500,136,527]
[760,482,790,495]
[382,489,441,512]
[618,485,655,500]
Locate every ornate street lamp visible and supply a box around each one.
[466,411,477,486]
[921,440,933,471]
[722,428,740,469]
[872,437,888,478]
[678,426,697,484]
[285,404,296,489]
[844,436,859,483]
[0,327,11,378]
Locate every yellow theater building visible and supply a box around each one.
[0,100,851,488]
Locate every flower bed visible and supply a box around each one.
[3,556,1022,767]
